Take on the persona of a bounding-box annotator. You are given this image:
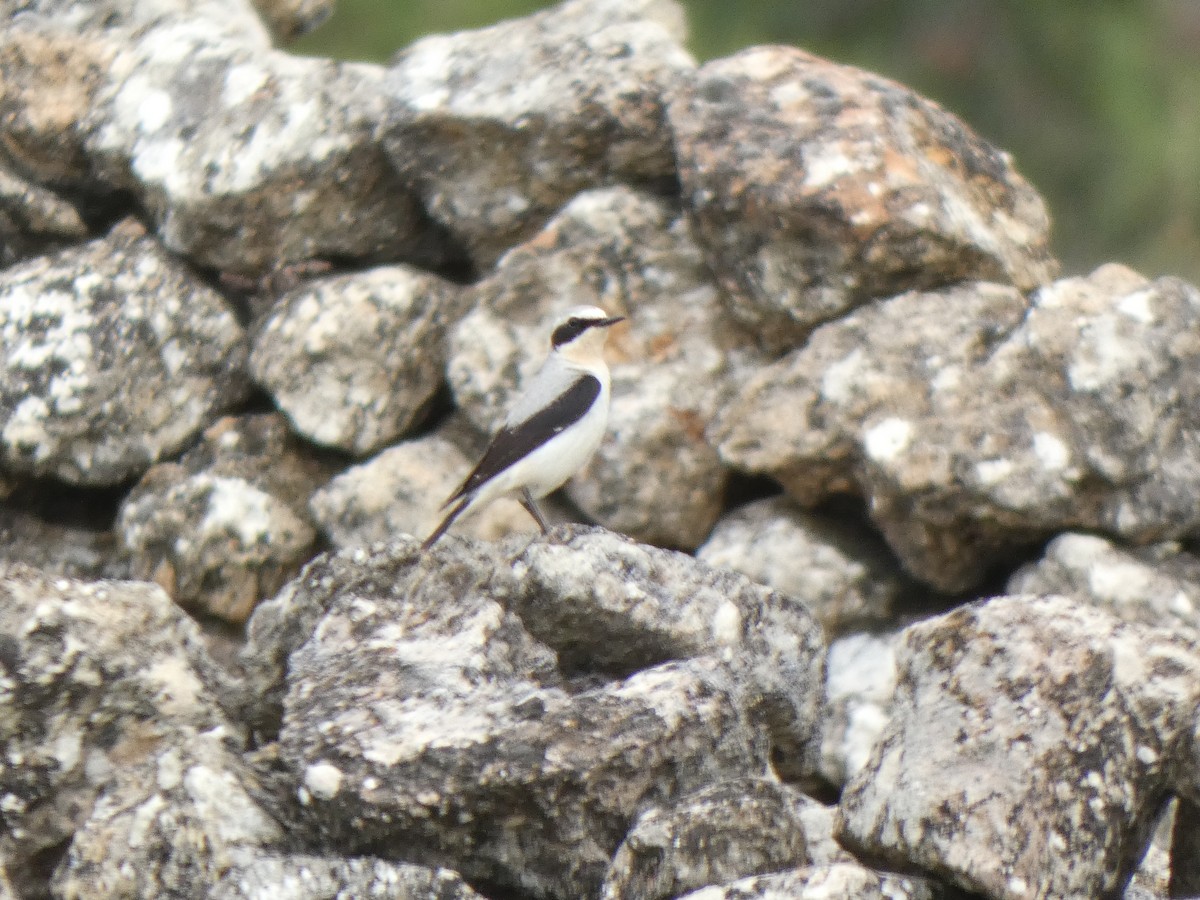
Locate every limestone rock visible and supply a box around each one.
[716,266,1200,590]
[837,594,1200,899]
[696,497,909,634]
[0,220,246,486]
[0,564,228,882]
[118,413,327,624]
[1009,532,1200,633]
[383,0,694,266]
[308,428,537,549]
[212,855,485,900]
[250,266,462,454]
[600,777,812,900]
[449,187,762,549]
[819,631,897,788]
[669,45,1057,349]
[675,864,935,900]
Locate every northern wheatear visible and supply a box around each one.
[422,305,624,549]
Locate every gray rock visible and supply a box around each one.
[837,594,1200,899]
[511,526,826,778]
[0,219,247,486]
[383,0,694,266]
[449,187,762,549]
[0,162,87,266]
[250,266,462,455]
[669,45,1057,349]
[675,863,935,900]
[716,266,1200,591]
[0,506,120,580]
[696,497,909,634]
[1009,532,1200,633]
[118,413,328,624]
[52,728,285,900]
[819,631,896,788]
[212,854,485,900]
[266,532,775,897]
[599,777,813,900]
[0,564,228,883]
[308,428,538,549]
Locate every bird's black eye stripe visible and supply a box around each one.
[551,317,591,347]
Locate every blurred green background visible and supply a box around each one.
[293,1,1200,284]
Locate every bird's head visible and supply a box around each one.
[549,305,625,363]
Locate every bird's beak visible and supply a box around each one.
[598,316,625,328]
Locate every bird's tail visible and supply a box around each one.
[421,495,471,551]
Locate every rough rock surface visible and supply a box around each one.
[717,266,1200,590]
[819,631,896,788]
[213,854,486,900]
[837,594,1200,899]
[118,413,328,623]
[511,526,826,778]
[0,506,119,579]
[308,427,538,548]
[675,864,935,900]
[0,219,247,485]
[599,777,812,900]
[250,266,462,454]
[696,497,909,633]
[276,533,769,897]
[449,187,762,548]
[670,44,1057,349]
[0,564,228,882]
[1009,531,1200,633]
[383,0,694,266]
[0,162,87,266]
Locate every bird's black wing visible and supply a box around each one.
[446,374,602,504]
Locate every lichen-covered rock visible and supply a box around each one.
[696,497,909,633]
[276,534,766,897]
[212,854,486,900]
[600,777,812,900]
[51,728,284,900]
[0,163,87,266]
[512,527,826,779]
[837,594,1200,899]
[676,864,935,900]
[0,219,247,486]
[819,631,897,788]
[716,266,1200,590]
[383,0,694,266]
[118,413,327,623]
[1009,532,1200,633]
[0,564,228,881]
[250,266,462,454]
[669,45,1057,349]
[308,428,537,549]
[449,187,762,548]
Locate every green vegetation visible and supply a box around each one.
[293,1,1200,284]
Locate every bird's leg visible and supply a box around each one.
[520,489,551,534]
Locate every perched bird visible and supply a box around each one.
[421,305,624,550]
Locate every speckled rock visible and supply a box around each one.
[819,631,897,788]
[599,777,813,900]
[276,533,767,897]
[308,428,537,549]
[0,219,247,486]
[1009,532,1200,633]
[0,564,228,883]
[449,187,762,549]
[676,864,935,900]
[383,0,694,266]
[837,594,1200,899]
[669,44,1057,349]
[250,266,462,455]
[212,854,486,900]
[716,266,1200,590]
[512,526,826,779]
[118,413,328,624]
[51,727,284,899]
[0,162,87,266]
[696,497,910,634]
